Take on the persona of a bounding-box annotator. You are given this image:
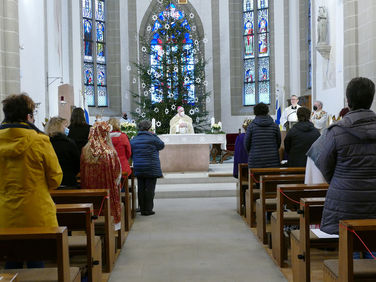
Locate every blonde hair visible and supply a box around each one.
[108,118,121,132]
[242,119,252,131]
[45,117,67,137]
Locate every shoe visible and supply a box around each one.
[141,211,155,216]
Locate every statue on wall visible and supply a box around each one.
[317,6,328,45]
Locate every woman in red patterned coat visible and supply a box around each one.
[80,121,122,230]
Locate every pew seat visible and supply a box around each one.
[271,211,300,224]
[291,229,338,243]
[6,268,81,282]
[68,235,101,249]
[256,198,277,209]
[323,259,376,282]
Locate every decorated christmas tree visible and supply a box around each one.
[131,0,211,134]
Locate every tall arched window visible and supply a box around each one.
[144,2,201,104]
[243,0,270,106]
[82,0,108,107]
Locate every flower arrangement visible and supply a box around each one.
[121,122,137,139]
[210,122,225,134]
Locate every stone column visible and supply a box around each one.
[0,0,20,120]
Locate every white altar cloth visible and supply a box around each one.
[158,134,226,172]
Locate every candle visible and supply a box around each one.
[152,118,156,130]
[176,125,179,133]
[211,117,215,127]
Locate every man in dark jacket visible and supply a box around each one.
[308,77,376,234]
[130,120,165,216]
[244,102,281,168]
[284,107,320,167]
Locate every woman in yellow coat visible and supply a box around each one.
[0,94,62,228]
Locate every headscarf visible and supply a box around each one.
[83,121,115,163]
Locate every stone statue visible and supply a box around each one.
[317,6,328,45]
[169,106,194,134]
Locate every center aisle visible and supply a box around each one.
[109,197,286,282]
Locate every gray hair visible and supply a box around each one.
[138,120,152,131]
[315,100,323,108]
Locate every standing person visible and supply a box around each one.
[233,119,251,178]
[68,107,91,153]
[0,94,62,268]
[311,100,328,133]
[80,121,122,230]
[280,95,301,130]
[244,103,281,168]
[284,107,320,167]
[307,77,376,235]
[45,117,81,187]
[108,118,132,177]
[131,120,164,216]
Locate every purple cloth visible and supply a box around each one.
[233,133,249,178]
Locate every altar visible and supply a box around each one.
[158,134,226,172]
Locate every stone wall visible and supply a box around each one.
[0,0,20,121]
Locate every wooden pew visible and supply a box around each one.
[271,183,329,267]
[236,163,248,216]
[0,227,80,282]
[246,167,306,227]
[0,273,18,281]
[56,204,102,282]
[50,189,115,273]
[256,174,305,244]
[291,197,338,282]
[121,172,132,232]
[323,219,376,282]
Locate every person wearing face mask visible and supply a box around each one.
[311,100,328,133]
[280,95,301,130]
[169,106,195,134]
[45,117,80,187]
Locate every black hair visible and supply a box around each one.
[254,103,269,116]
[346,77,375,110]
[2,93,35,123]
[297,107,311,122]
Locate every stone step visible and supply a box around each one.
[155,183,236,199]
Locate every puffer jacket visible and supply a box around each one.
[130,131,165,178]
[244,115,281,168]
[309,110,376,234]
[284,121,320,167]
[0,122,62,228]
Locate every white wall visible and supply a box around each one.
[19,0,82,128]
[313,0,344,116]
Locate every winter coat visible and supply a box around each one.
[308,110,376,234]
[0,122,62,228]
[233,133,249,178]
[50,133,81,186]
[110,131,132,176]
[244,115,281,168]
[130,131,165,178]
[284,121,320,167]
[68,123,91,153]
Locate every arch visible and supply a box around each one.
[138,0,206,103]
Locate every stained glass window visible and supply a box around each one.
[243,0,270,106]
[82,0,107,107]
[149,3,195,104]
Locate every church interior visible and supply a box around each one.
[1,0,376,281]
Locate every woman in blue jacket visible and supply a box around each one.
[130,120,165,216]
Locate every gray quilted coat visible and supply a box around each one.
[308,109,376,234]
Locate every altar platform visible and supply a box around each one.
[158,134,226,173]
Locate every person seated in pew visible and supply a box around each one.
[68,107,91,153]
[131,120,165,216]
[284,107,320,167]
[244,102,281,168]
[80,121,122,230]
[108,118,132,178]
[45,117,80,188]
[307,77,376,236]
[0,93,63,268]
[233,119,251,178]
